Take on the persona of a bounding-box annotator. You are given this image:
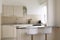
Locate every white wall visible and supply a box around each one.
[0,0,2,40]
[47,0,55,26]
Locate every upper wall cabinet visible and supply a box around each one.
[2,5,25,17]
[14,6,23,17]
[2,5,13,16]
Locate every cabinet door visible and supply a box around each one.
[2,25,16,38]
[14,6,23,17]
[16,29,31,40]
[2,5,13,16]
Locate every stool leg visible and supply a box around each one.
[31,35,33,40]
[45,34,47,40]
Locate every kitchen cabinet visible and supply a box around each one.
[2,5,13,16]
[2,5,23,17]
[2,25,16,38]
[16,29,31,40]
[2,5,24,24]
[14,6,23,17]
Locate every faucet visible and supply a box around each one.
[28,19,32,24]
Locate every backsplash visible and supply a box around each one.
[1,15,41,24]
[1,16,17,24]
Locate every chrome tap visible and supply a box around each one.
[28,19,32,24]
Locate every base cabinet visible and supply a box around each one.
[1,25,16,40]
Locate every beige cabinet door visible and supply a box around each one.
[16,29,31,40]
[2,25,16,38]
[14,6,23,17]
[2,5,13,16]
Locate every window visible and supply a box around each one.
[40,4,47,24]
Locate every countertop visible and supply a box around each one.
[2,23,60,29]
